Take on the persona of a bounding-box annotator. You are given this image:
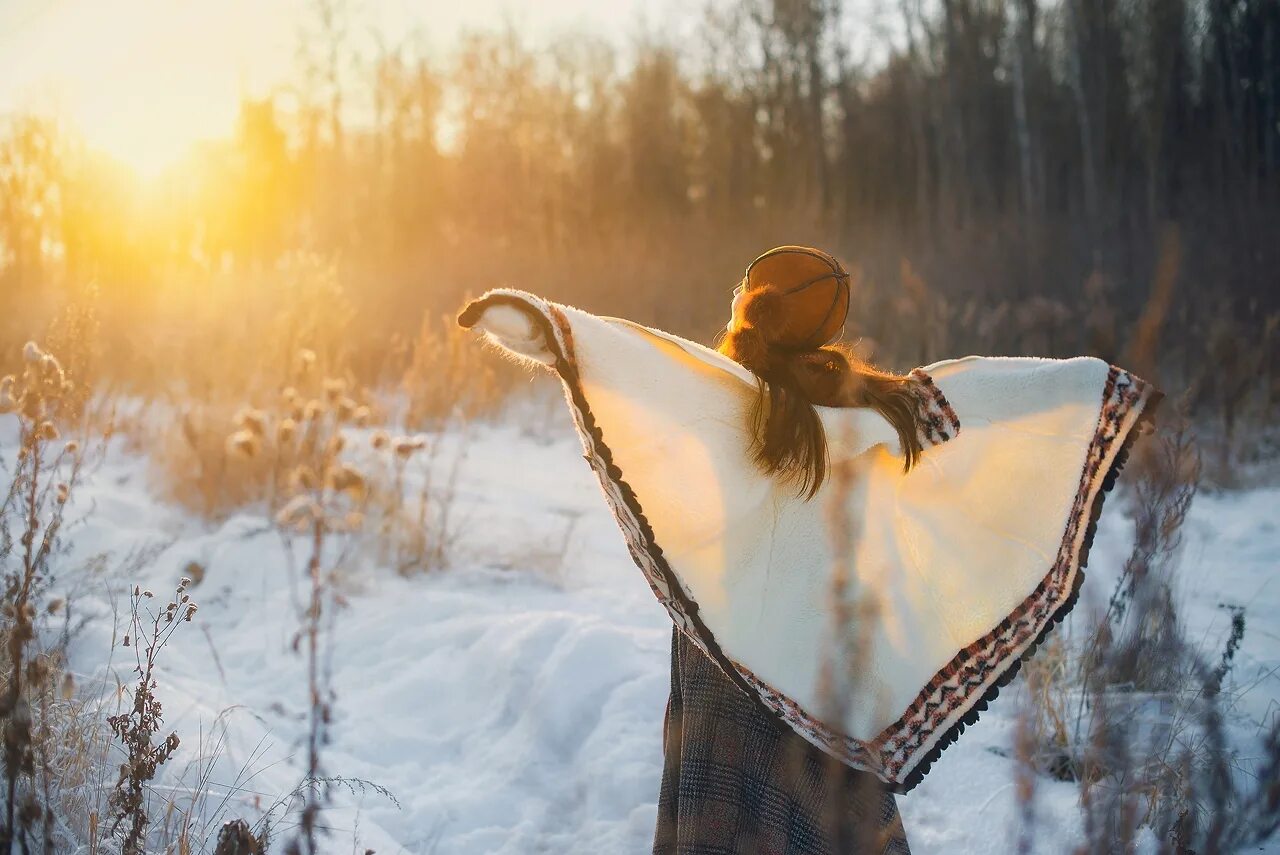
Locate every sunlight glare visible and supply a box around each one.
[0,0,298,177]
[0,0,647,178]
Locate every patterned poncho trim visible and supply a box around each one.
[458,291,1160,793]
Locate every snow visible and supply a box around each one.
[18,403,1280,854]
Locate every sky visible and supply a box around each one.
[0,0,666,175]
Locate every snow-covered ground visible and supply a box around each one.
[28,402,1280,854]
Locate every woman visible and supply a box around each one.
[458,246,1156,855]
[653,246,913,854]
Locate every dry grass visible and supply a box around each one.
[402,313,521,430]
[102,260,502,589]
[1013,416,1280,852]
[356,426,467,575]
[137,256,370,519]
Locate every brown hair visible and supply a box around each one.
[719,248,922,498]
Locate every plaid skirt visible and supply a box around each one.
[653,628,911,855]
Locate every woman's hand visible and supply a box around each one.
[463,300,556,367]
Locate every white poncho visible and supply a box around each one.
[458,288,1160,792]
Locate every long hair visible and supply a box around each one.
[718,290,922,499]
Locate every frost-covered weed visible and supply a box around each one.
[106,580,198,854]
[0,340,86,850]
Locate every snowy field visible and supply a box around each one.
[27,403,1280,854]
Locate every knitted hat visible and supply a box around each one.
[731,246,851,352]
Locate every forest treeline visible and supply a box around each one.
[1,0,1277,341]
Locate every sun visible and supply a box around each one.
[0,0,298,178]
[77,98,224,181]
[0,0,650,178]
